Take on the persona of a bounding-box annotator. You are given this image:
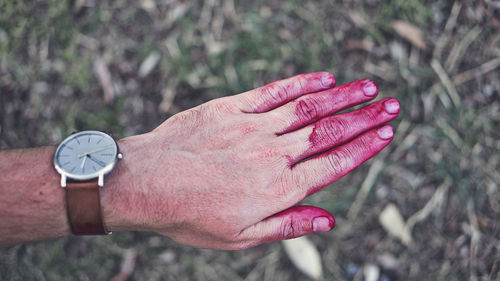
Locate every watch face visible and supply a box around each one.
[54,131,119,180]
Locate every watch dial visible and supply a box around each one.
[54,131,118,178]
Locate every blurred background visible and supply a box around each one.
[1,0,499,280]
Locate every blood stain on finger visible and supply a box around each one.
[284,126,328,167]
[273,206,335,227]
[254,72,334,113]
[280,79,376,134]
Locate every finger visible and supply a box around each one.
[290,125,394,197]
[233,72,336,113]
[267,79,379,134]
[236,206,335,247]
[281,98,400,164]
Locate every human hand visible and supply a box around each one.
[105,72,400,250]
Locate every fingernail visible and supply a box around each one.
[321,72,335,88]
[377,125,394,140]
[384,99,400,114]
[313,216,334,232]
[362,80,378,97]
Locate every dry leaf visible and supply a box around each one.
[348,11,368,28]
[110,249,137,281]
[93,56,114,104]
[379,203,412,246]
[363,264,380,281]
[282,236,323,280]
[139,51,161,78]
[73,0,86,13]
[392,20,427,50]
[141,0,156,12]
[159,87,177,113]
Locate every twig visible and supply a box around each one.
[385,165,423,190]
[405,177,451,233]
[467,200,481,281]
[429,83,452,110]
[453,57,500,85]
[364,62,397,82]
[390,121,415,161]
[431,59,461,107]
[436,117,466,151]
[433,2,462,60]
[444,25,482,74]
[198,0,215,30]
[426,57,500,111]
[422,84,438,119]
[348,158,385,220]
[75,33,99,50]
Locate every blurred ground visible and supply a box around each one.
[0,0,499,280]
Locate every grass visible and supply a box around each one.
[1,0,499,280]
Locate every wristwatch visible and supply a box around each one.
[54,131,122,235]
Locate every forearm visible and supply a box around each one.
[0,134,148,247]
[0,146,69,246]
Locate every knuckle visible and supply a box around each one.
[356,135,371,151]
[360,106,379,122]
[273,169,299,202]
[261,84,288,104]
[326,150,352,174]
[319,118,346,144]
[211,97,237,114]
[166,106,204,128]
[295,76,306,93]
[296,98,321,121]
[280,217,296,240]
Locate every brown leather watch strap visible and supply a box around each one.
[66,181,108,235]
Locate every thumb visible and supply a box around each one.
[238,206,335,247]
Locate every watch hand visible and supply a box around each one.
[80,155,87,169]
[87,155,106,167]
[77,144,113,158]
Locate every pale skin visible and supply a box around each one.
[0,72,400,249]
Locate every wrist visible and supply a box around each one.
[99,134,139,232]
[100,132,162,232]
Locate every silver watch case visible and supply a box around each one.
[54,131,122,188]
